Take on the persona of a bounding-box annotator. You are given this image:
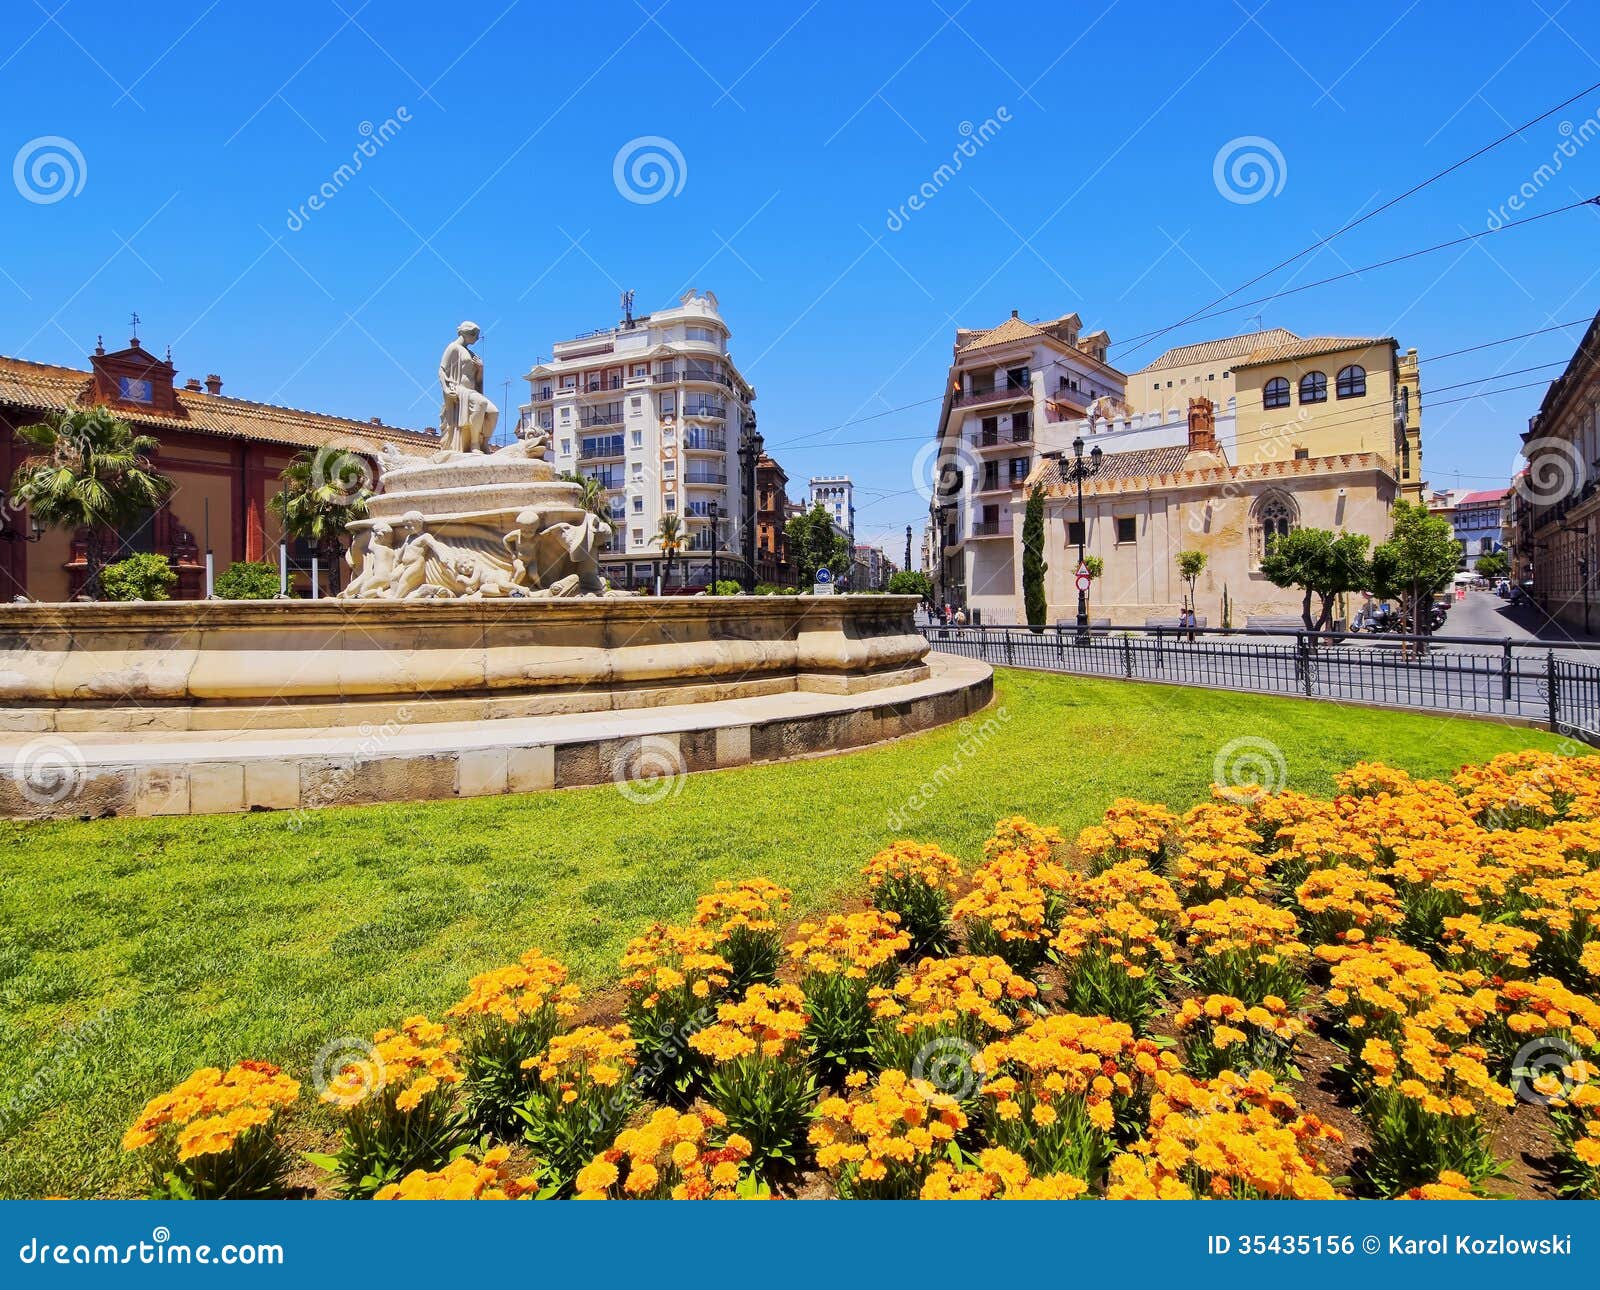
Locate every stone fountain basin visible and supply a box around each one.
[0,595,931,733]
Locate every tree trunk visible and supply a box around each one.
[1300,588,1315,632]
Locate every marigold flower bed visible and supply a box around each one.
[119,749,1600,1200]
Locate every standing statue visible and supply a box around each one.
[438,321,498,453]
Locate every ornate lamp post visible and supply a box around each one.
[737,413,763,591]
[1060,435,1103,635]
[904,524,912,581]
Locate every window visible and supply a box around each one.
[1009,456,1029,485]
[659,394,676,417]
[632,528,644,545]
[630,429,643,447]
[982,461,1000,491]
[1336,365,1367,399]
[1115,517,1137,544]
[1251,491,1298,564]
[631,461,643,478]
[1299,371,1328,404]
[630,397,642,413]
[1263,377,1290,409]
[1012,410,1031,435]
[1067,519,1085,546]
[559,439,570,456]
[685,326,718,343]
[665,494,676,512]
[1293,447,1309,462]
[1005,366,1029,391]
[632,495,644,513]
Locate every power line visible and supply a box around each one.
[1113,198,1598,350]
[1116,75,1600,362]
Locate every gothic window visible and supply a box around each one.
[1250,491,1298,566]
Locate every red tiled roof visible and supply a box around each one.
[1133,329,1300,373]
[1455,488,1510,506]
[0,355,439,456]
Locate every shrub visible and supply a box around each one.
[213,559,282,599]
[1073,798,1175,873]
[707,579,744,596]
[812,1069,965,1198]
[920,1145,1088,1198]
[975,1013,1169,1180]
[98,552,176,602]
[1185,897,1308,1006]
[373,1146,546,1199]
[121,1061,299,1199]
[693,879,791,991]
[445,950,581,1137]
[516,1025,637,1193]
[311,1016,472,1198]
[1051,903,1175,1031]
[789,910,910,1078]
[576,1106,760,1199]
[862,841,962,956]
[690,984,817,1178]
[1175,994,1305,1078]
[619,923,732,1102]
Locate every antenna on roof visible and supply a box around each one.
[621,289,636,329]
[1247,314,1263,332]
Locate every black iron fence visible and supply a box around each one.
[920,624,1600,745]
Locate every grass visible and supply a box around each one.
[0,667,1568,1198]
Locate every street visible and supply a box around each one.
[1436,589,1600,658]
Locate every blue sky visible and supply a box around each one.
[3,0,1598,554]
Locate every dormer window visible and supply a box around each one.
[119,376,153,403]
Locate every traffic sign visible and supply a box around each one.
[815,568,832,583]
[1075,574,1092,593]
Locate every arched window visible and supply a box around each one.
[1336,364,1366,399]
[1299,371,1328,404]
[1250,491,1298,565]
[1263,377,1290,410]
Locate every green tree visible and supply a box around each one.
[560,471,611,527]
[1371,501,1461,636]
[8,406,174,598]
[1260,528,1372,632]
[887,569,932,601]
[269,445,375,591]
[1175,549,1208,612]
[1022,485,1048,630]
[786,503,851,587]
[213,560,283,600]
[99,552,177,602]
[655,513,686,590]
[1474,550,1510,580]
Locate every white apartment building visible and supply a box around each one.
[928,309,1127,623]
[523,290,755,589]
[808,475,855,542]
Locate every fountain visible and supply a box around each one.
[0,325,991,819]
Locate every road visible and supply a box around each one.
[1436,589,1600,658]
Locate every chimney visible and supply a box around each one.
[204,373,223,396]
[1187,396,1218,455]
[369,416,382,425]
[184,378,203,392]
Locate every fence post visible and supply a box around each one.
[1122,633,1133,678]
[1547,650,1559,732]
[978,629,988,662]
[1297,632,1314,697]
[1293,632,1306,687]
[1004,630,1015,665]
[1055,624,1064,664]
[1502,639,1513,704]
[1155,626,1164,673]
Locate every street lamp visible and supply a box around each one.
[737,413,763,592]
[904,524,912,583]
[1059,435,1104,636]
[0,489,46,544]
[709,499,720,592]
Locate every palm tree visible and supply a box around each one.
[269,446,374,592]
[655,513,686,591]
[560,471,611,525]
[9,406,174,598]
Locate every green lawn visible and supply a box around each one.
[0,669,1568,1197]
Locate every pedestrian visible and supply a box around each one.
[1183,604,1197,643]
[955,606,967,626]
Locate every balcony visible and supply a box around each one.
[682,431,727,453]
[578,436,625,461]
[953,381,1032,408]
[684,469,728,485]
[531,385,554,402]
[968,427,1033,449]
[969,517,1013,539]
[576,376,625,395]
[578,407,625,428]
[682,400,727,421]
